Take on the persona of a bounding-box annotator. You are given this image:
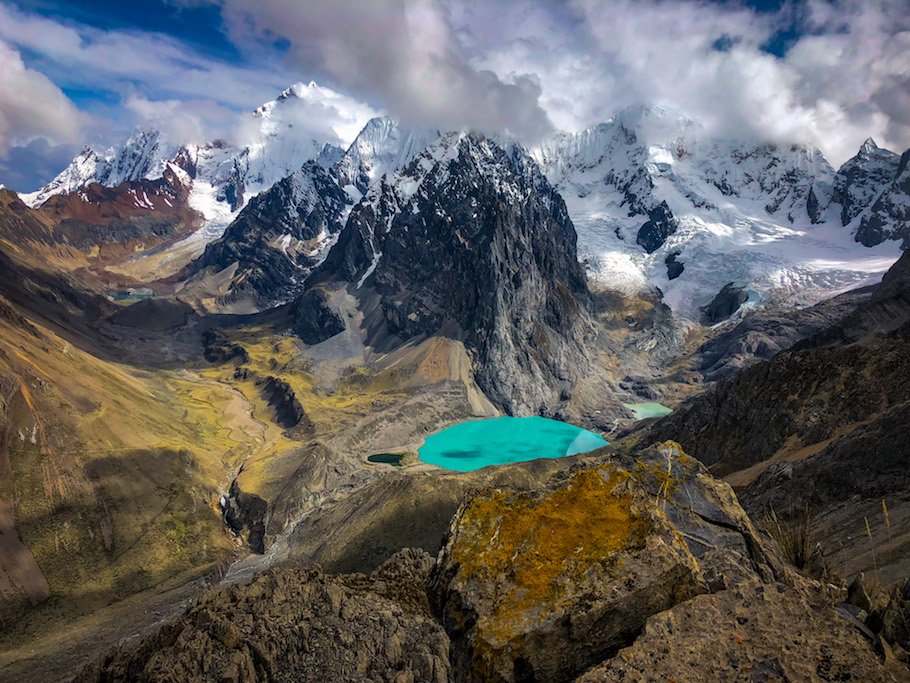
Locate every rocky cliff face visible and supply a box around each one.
[855,150,910,247]
[832,138,901,226]
[319,132,592,415]
[187,162,351,307]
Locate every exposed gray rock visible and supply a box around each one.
[695,285,872,381]
[221,479,269,554]
[883,579,910,652]
[318,133,592,416]
[664,249,684,280]
[635,200,677,253]
[291,288,345,344]
[700,282,747,325]
[578,579,907,682]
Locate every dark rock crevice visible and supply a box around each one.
[220,478,269,554]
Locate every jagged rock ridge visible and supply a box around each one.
[319,132,593,415]
[187,161,351,306]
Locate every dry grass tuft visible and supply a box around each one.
[764,505,814,571]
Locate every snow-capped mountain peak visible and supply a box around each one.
[533,104,900,318]
[832,137,901,227]
[334,116,442,197]
[22,128,176,207]
[23,81,378,212]
[859,137,879,155]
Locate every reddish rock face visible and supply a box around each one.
[34,165,201,254]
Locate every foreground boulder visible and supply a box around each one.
[76,549,450,683]
[430,443,785,682]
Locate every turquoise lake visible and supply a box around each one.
[623,402,673,420]
[418,416,608,472]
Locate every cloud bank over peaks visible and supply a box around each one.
[0,40,87,155]
[219,0,555,141]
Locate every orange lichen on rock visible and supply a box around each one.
[449,467,651,641]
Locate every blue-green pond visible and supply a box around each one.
[418,416,608,472]
[623,402,673,420]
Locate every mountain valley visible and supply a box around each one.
[0,81,908,682]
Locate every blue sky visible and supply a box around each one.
[1,0,908,192]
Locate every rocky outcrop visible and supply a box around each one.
[318,133,592,416]
[430,443,783,682]
[220,479,269,554]
[855,149,910,247]
[291,288,345,345]
[202,329,250,364]
[636,201,678,253]
[258,376,311,433]
[187,162,351,307]
[700,282,748,325]
[75,549,451,682]
[664,250,684,280]
[579,578,906,682]
[883,578,910,653]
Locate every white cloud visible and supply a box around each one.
[2,0,908,184]
[0,40,86,154]
[462,0,910,165]
[0,3,287,111]
[124,95,236,146]
[219,0,554,140]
